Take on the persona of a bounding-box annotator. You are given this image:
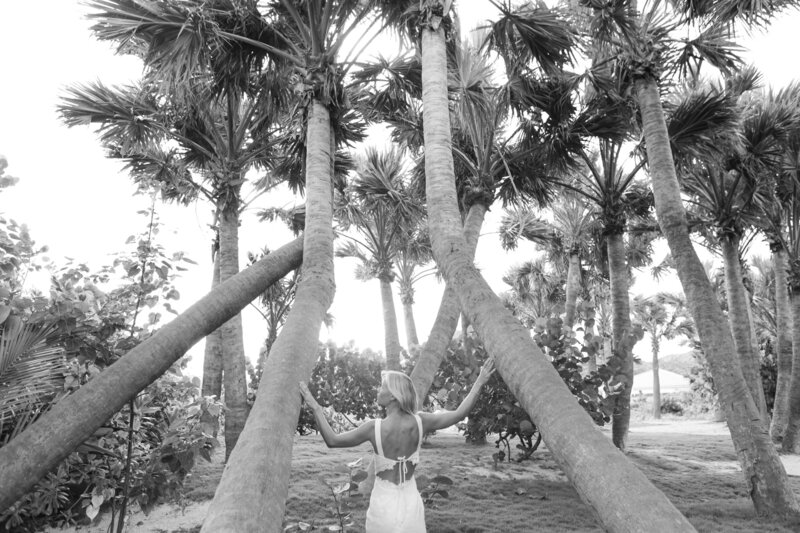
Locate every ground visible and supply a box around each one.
[45,419,800,533]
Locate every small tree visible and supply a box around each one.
[631,293,695,418]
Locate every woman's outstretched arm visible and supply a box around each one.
[419,359,495,433]
[299,382,375,449]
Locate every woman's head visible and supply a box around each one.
[378,371,417,415]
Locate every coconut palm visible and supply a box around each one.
[631,293,695,418]
[336,147,423,369]
[406,1,697,529]
[576,0,800,514]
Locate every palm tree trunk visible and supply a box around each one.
[401,295,419,348]
[410,203,486,407]
[781,289,800,452]
[636,76,798,516]
[652,337,661,420]
[564,253,580,328]
[379,276,402,370]
[771,248,793,442]
[721,234,768,419]
[0,237,303,511]
[420,23,695,531]
[202,100,335,531]
[201,252,223,399]
[217,196,249,458]
[607,230,635,450]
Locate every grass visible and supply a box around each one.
[177,420,800,533]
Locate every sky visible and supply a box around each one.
[1,1,799,378]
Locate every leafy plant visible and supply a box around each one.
[415,473,453,507]
[429,316,622,461]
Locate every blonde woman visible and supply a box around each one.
[299,360,495,533]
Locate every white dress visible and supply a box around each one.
[364,415,426,533]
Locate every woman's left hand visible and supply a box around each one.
[299,382,320,410]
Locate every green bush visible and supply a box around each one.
[0,360,220,532]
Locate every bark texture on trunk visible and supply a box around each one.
[636,77,798,516]
[771,248,793,442]
[651,338,661,420]
[721,234,768,419]
[402,298,419,348]
[0,237,303,511]
[201,253,223,399]
[607,231,634,450]
[380,276,402,370]
[781,291,800,452]
[202,100,335,531]
[420,25,696,532]
[409,203,486,407]
[564,253,580,328]
[218,199,248,458]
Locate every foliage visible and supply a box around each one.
[297,343,384,436]
[0,361,221,531]
[428,317,621,457]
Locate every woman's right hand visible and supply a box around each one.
[476,358,496,386]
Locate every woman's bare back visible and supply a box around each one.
[374,412,421,483]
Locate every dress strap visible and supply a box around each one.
[415,414,423,451]
[375,418,384,456]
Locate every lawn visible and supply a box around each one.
[48,419,800,532]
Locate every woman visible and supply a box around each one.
[299,359,495,533]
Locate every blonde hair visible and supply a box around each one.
[381,371,417,415]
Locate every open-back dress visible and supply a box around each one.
[364,414,426,532]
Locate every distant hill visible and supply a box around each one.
[634,350,697,378]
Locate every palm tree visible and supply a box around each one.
[392,229,434,348]
[58,44,286,456]
[0,236,303,511]
[499,194,599,328]
[576,0,800,515]
[336,147,422,369]
[631,293,695,418]
[410,1,696,529]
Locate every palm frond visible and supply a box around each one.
[0,320,65,430]
[483,0,575,76]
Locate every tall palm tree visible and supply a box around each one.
[59,77,283,456]
[392,228,434,348]
[410,1,696,529]
[0,236,303,511]
[631,293,695,418]
[499,194,599,328]
[336,147,422,369]
[193,2,378,529]
[577,0,800,515]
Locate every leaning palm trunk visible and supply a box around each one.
[771,247,793,442]
[202,100,335,531]
[201,253,223,399]
[564,253,581,328]
[636,77,799,516]
[721,234,768,419]
[410,203,486,407]
[401,295,419,348]
[781,291,800,452]
[607,231,635,450]
[379,276,402,370]
[421,24,696,531]
[218,198,249,457]
[0,237,303,511]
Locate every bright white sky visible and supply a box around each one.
[1,1,798,377]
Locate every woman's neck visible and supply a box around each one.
[384,401,405,418]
